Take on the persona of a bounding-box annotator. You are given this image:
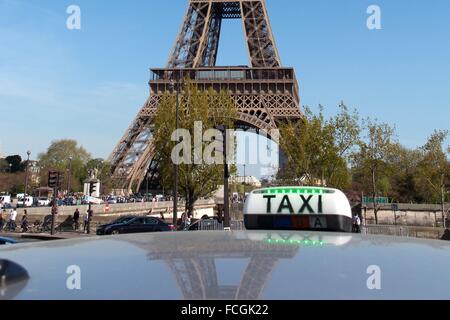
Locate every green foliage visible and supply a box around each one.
[38,139,92,192]
[415,130,450,203]
[351,119,396,194]
[278,102,359,189]
[384,143,424,203]
[5,155,23,173]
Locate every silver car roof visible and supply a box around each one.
[1,231,450,300]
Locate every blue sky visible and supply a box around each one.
[0,0,449,177]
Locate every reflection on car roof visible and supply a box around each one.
[1,231,450,300]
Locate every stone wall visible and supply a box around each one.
[364,209,448,227]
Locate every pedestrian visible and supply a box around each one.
[182,211,192,230]
[21,210,29,233]
[83,210,90,233]
[181,212,188,230]
[9,208,18,232]
[355,215,362,233]
[73,209,80,231]
[352,215,357,233]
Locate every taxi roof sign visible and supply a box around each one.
[244,187,353,233]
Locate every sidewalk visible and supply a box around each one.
[1,231,97,241]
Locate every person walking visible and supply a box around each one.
[21,210,29,233]
[83,210,90,233]
[9,208,18,232]
[352,215,357,233]
[0,210,5,231]
[181,211,192,231]
[73,209,80,231]
[355,215,362,233]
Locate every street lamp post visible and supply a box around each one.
[24,151,31,205]
[146,172,150,200]
[169,75,180,226]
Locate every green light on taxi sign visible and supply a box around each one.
[255,187,335,195]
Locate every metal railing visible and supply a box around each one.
[363,225,446,240]
[190,220,445,240]
[151,67,296,82]
[197,220,245,231]
[363,225,410,237]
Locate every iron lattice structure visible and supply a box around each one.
[126,233,298,299]
[108,0,302,193]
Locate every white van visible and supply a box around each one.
[17,196,34,208]
[0,195,12,208]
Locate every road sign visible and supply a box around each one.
[363,196,389,204]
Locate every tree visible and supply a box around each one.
[278,103,359,189]
[0,172,25,194]
[415,130,450,226]
[152,82,237,216]
[385,143,423,203]
[5,155,23,173]
[38,140,91,191]
[328,102,361,186]
[352,119,396,224]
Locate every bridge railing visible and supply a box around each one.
[363,225,410,237]
[197,220,245,231]
[363,225,446,240]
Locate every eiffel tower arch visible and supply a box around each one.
[126,232,299,299]
[108,0,302,193]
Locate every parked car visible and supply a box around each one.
[0,237,18,245]
[17,196,34,208]
[107,196,118,204]
[96,216,175,235]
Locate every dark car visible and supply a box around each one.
[0,237,18,245]
[96,216,175,235]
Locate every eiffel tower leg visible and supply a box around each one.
[241,0,282,67]
[108,96,159,194]
[236,256,279,299]
[168,1,213,68]
[200,7,222,67]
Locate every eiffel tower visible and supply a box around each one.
[108,0,302,193]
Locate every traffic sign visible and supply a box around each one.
[363,196,389,204]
